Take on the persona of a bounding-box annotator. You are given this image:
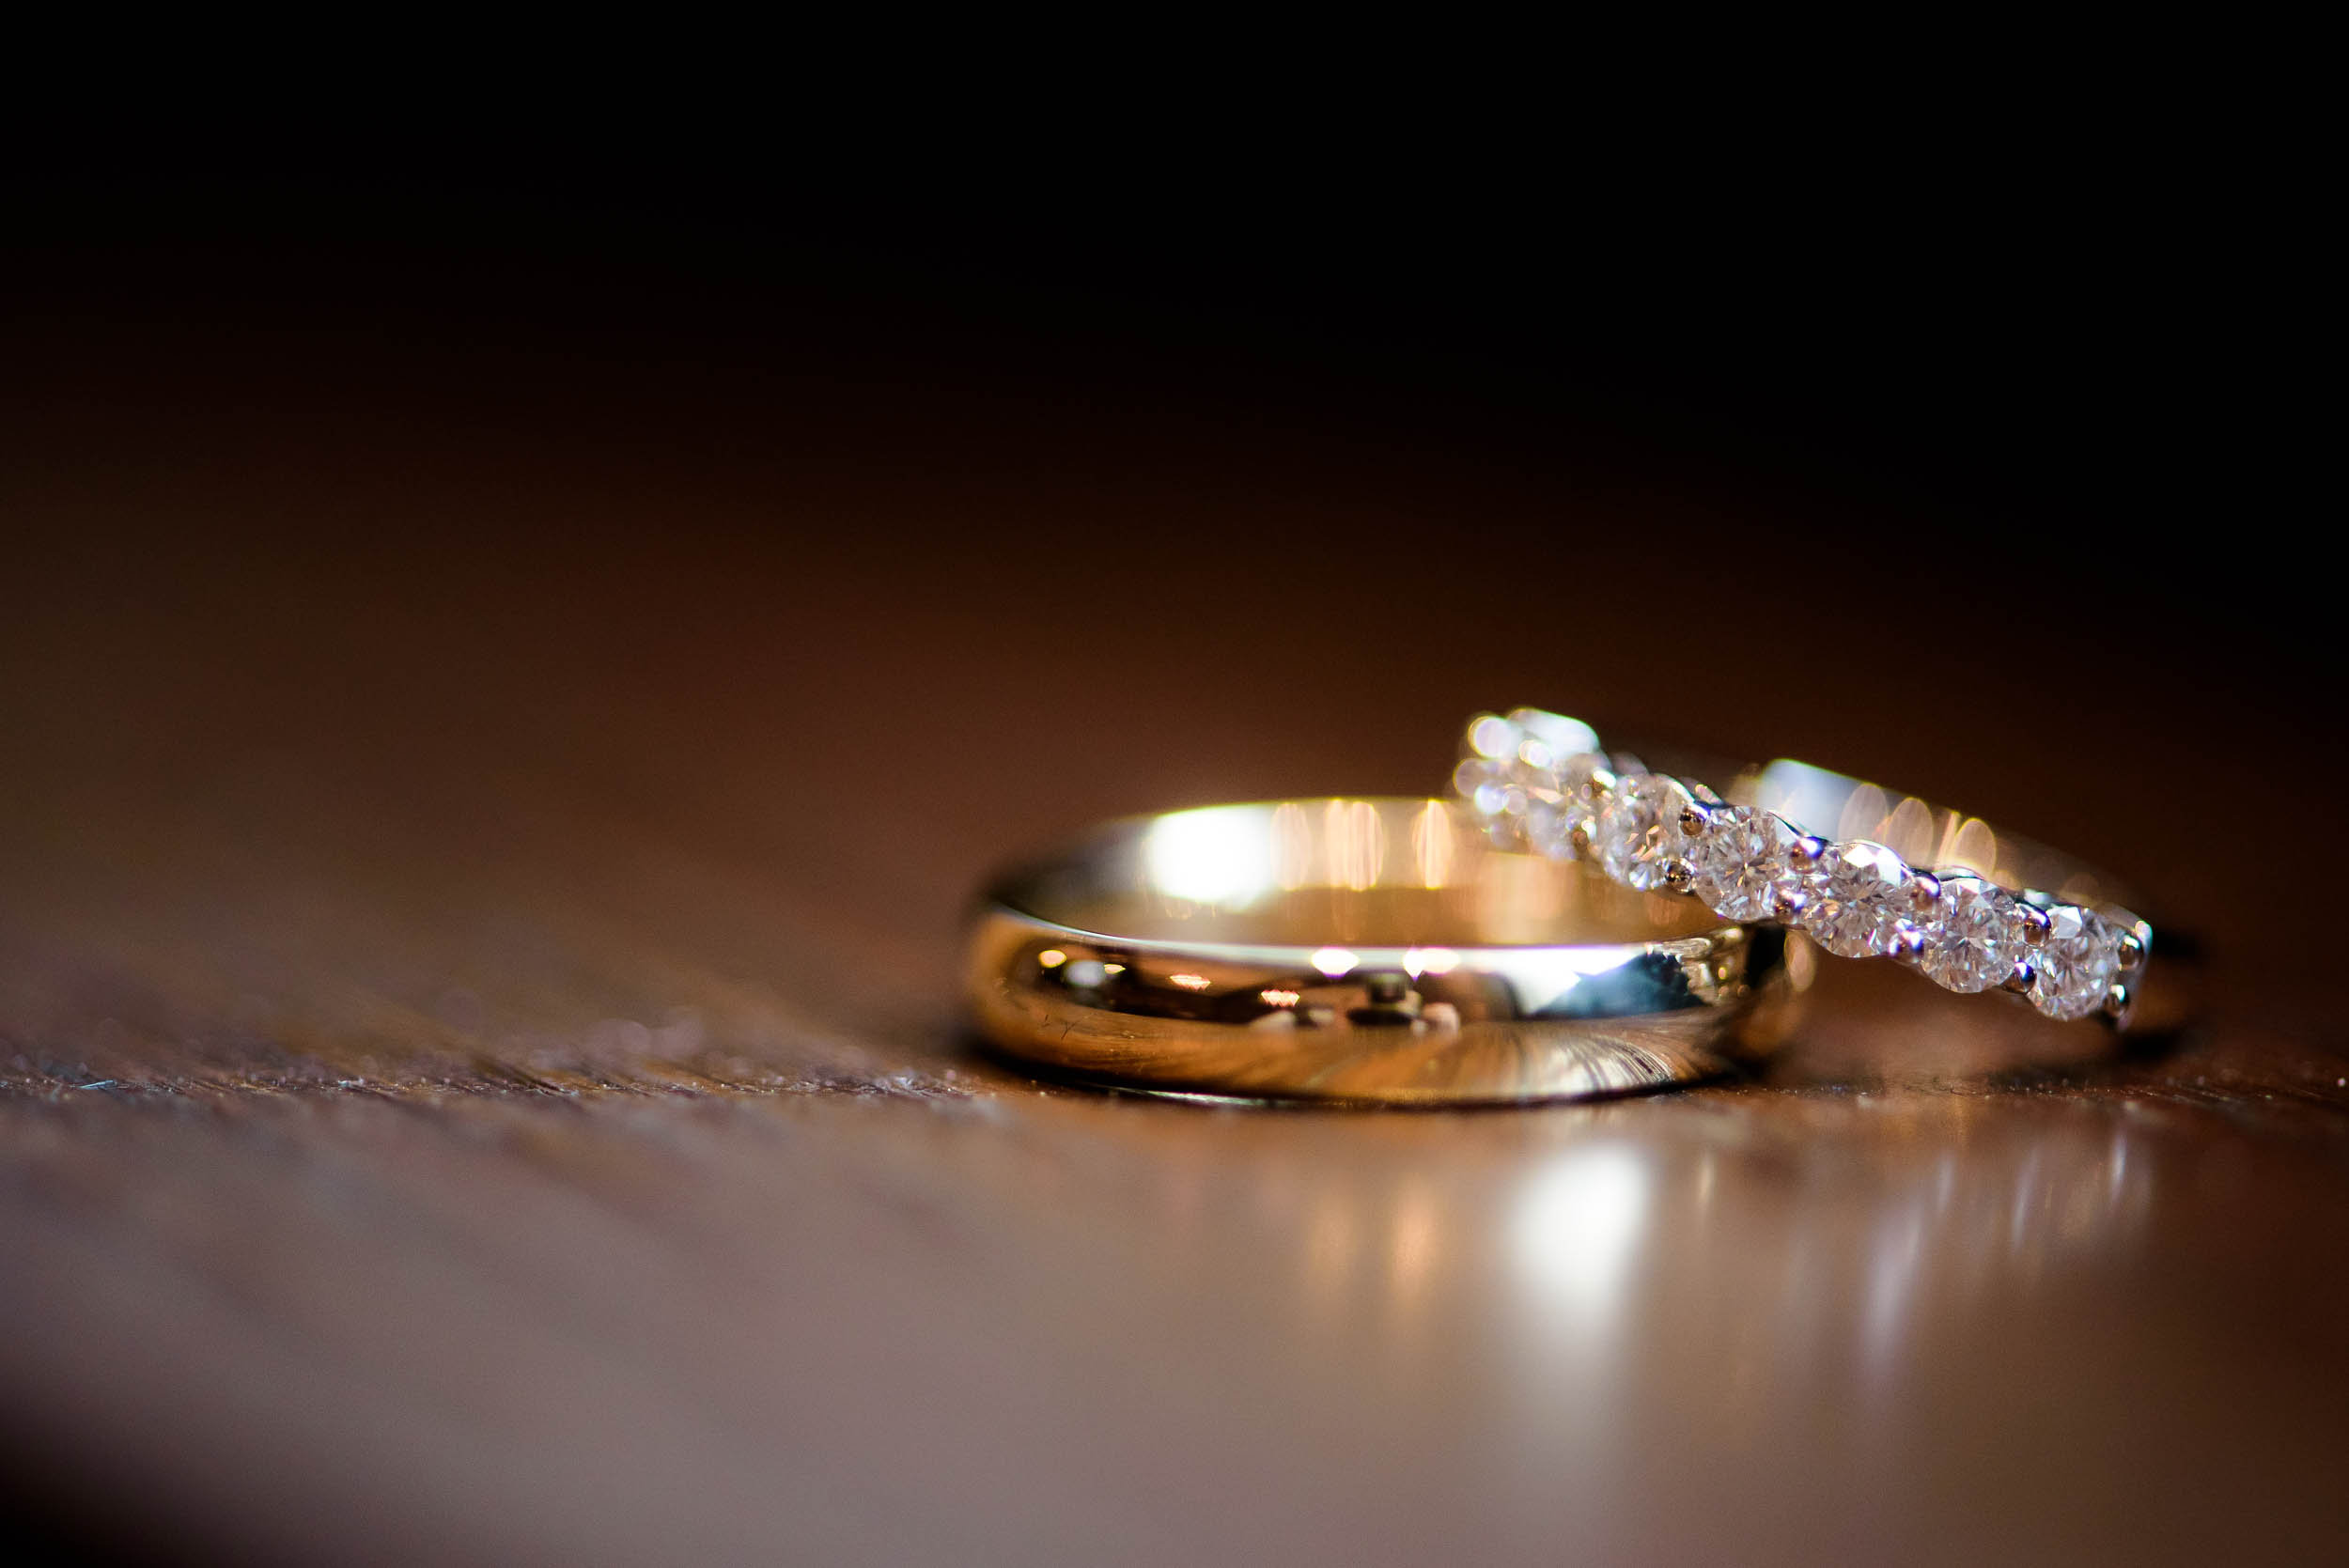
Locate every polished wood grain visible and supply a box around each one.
[4,311,2345,1566]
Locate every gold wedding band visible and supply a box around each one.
[967,798,1789,1104]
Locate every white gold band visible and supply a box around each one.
[1453,708,2153,1026]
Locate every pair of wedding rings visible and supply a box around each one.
[968,708,2156,1104]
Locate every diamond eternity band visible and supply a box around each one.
[1452,707,2153,1026]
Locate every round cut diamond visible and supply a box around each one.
[1594,773,1691,891]
[1521,799,1575,859]
[1687,806,1799,922]
[1799,840,1912,957]
[2029,904,2122,1020]
[1917,873,2025,993]
[1548,753,1606,856]
[1466,714,1522,761]
[1460,753,1608,859]
[1455,741,1610,859]
[1506,707,1601,761]
[1454,755,1506,808]
[1553,752,1604,801]
[1453,756,1522,845]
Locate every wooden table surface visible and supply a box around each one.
[4,280,2344,1566]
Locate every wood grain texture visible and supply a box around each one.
[5,303,2346,1567]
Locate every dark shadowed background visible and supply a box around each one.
[4,158,2341,1565]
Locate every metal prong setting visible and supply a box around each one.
[1771,889,1808,923]
[2002,961,2037,996]
[1678,802,1711,837]
[1909,871,1942,908]
[1584,768,1617,800]
[1889,922,1927,964]
[1788,834,1827,866]
[2017,903,2050,946]
[2102,981,2132,1025]
[1661,859,1695,893]
[2117,931,2146,970]
[1568,823,1593,856]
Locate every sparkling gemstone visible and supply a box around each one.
[1549,753,1607,855]
[1507,707,1601,760]
[1799,840,1912,957]
[1466,714,1522,761]
[1687,805,1799,922]
[1458,740,1610,859]
[1554,752,1603,798]
[1453,756,1517,841]
[1521,799,1575,859]
[1917,873,2025,993]
[2029,904,2122,1020]
[1454,755,1504,803]
[1594,773,1692,891]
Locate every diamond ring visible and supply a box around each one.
[1452,708,2153,1026]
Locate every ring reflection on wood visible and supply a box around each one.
[968,799,1792,1104]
